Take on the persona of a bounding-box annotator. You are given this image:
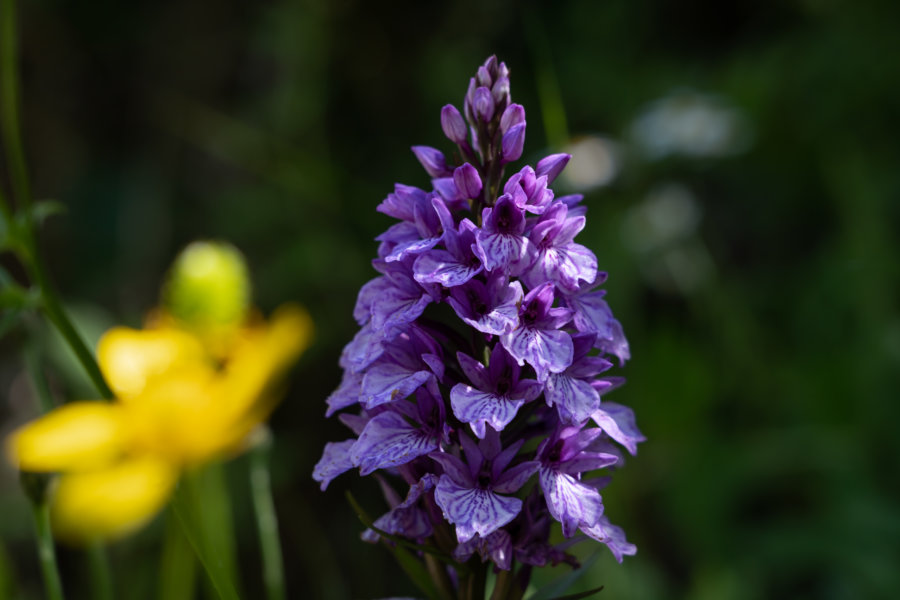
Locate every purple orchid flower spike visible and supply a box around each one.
[474,193,533,275]
[351,388,448,475]
[413,200,484,288]
[431,431,539,543]
[522,202,598,293]
[445,274,522,336]
[318,56,642,592]
[450,344,543,439]
[537,425,618,538]
[564,279,631,365]
[545,333,615,425]
[501,282,575,381]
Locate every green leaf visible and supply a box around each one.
[550,585,604,600]
[526,552,601,600]
[26,200,66,225]
[390,543,442,600]
[345,491,443,600]
[344,491,459,566]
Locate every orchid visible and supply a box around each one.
[314,56,644,599]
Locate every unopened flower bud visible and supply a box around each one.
[535,153,571,184]
[453,163,483,199]
[472,87,495,122]
[492,77,510,108]
[411,145,451,178]
[501,123,526,163]
[477,65,492,88]
[500,104,526,133]
[163,240,251,330]
[441,104,468,145]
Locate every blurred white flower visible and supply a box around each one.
[621,183,713,295]
[559,135,621,190]
[630,90,749,159]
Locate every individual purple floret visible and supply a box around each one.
[431,432,538,543]
[315,55,643,598]
[473,194,533,275]
[500,282,574,381]
[445,274,522,336]
[544,333,616,425]
[522,202,599,293]
[537,425,618,538]
[450,344,542,438]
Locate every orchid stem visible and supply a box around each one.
[250,431,286,600]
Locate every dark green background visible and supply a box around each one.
[2,0,898,598]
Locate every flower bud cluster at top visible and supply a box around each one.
[314,56,643,576]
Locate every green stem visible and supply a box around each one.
[249,433,285,600]
[86,541,113,600]
[159,510,197,600]
[23,248,114,400]
[423,554,455,600]
[170,482,240,600]
[0,0,31,208]
[1,0,113,402]
[31,501,64,600]
[23,343,54,412]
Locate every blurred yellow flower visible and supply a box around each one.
[5,242,312,542]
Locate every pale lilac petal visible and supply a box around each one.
[325,370,363,417]
[450,385,525,439]
[362,364,432,408]
[385,235,442,263]
[493,460,539,493]
[461,303,519,336]
[312,440,356,491]
[353,277,390,325]
[591,402,645,455]
[350,412,439,475]
[428,452,472,488]
[539,467,604,538]
[455,352,490,390]
[581,515,637,563]
[434,476,522,543]
[413,250,482,287]
[544,373,601,425]
[501,327,573,381]
[339,323,384,374]
[473,232,529,273]
[371,288,432,333]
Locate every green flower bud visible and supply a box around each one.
[162,241,251,330]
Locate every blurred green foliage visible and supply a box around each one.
[1,0,898,598]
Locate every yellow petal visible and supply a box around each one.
[51,456,178,543]
[7,402,125,472]
[98,326,207,398]
[223,304,312,413]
